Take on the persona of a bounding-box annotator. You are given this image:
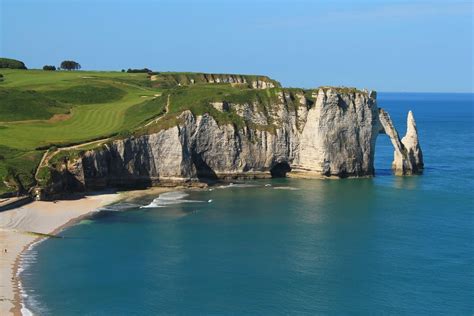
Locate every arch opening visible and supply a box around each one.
[270,162,291,178]
[374,132,394,176]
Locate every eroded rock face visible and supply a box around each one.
[378,109,424,175]
[294,89,379,177]
[44,89,423,193]
[401,111,424,174]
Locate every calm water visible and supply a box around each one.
[21,93,474,315]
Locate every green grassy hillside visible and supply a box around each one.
[0,88,65,121]
[0,70,166,194]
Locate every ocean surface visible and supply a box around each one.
[21,93,473,315]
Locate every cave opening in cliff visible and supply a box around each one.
[270,162,291,178]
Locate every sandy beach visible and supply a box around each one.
[0,187,175,316]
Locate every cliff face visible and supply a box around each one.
[294,90,379,177]
[150,73,280,89]
[44,88,423,194]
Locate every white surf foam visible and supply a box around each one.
[21,303,33,316]
[141,191,204,208]
[17,238,49,316]
[97,202,141,212]
[216,183,260,189]
[273,186,300,191]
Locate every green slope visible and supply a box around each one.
[0,70,164,194]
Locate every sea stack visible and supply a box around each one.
[378,109,424,175]
[401,111,424,174]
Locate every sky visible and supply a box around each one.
[1,0,473,92]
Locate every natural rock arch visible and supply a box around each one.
[378,109,424,175]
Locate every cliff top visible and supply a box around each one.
[150,72,281,89]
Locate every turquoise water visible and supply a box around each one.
[21,93,473,315]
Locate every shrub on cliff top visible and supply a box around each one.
[0,58,27,69]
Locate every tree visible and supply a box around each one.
[126,68,152,73]
[0,58,27,69]
[60,60,81,71]
[43,65,56,71]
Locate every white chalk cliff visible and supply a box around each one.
[44,88,423,193]
[378,109,424,175]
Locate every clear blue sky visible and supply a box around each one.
[1,0,472,92]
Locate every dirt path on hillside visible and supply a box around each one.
[34,94,171,182]
[145,94,170,127]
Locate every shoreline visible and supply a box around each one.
[0,186,179,316]
[11,209,108,316]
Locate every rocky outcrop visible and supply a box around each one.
[378,109,423,175]
[293,89,379,177]
[42,88,423,194]
[401,111,423,172]
[150,73,280,89]
[202,74,277,88]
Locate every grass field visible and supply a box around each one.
[0,69,166,194]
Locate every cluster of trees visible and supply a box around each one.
[0,57,161,75]
[43,65,56,71]
[60,60,81,71]
[41,60,81,71]
[124,68,152,73]
[1,57,85,71]
[0,58,27,69]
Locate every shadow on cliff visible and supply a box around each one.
[192,152,218,184]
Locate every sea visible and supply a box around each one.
[19,92,473,315]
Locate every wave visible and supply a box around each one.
[96,202,141,212]
[17,240,47,316]
[216,183,260,189]
[141,191,204,208]
[273,186,300,191]
[21,304,33,316]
